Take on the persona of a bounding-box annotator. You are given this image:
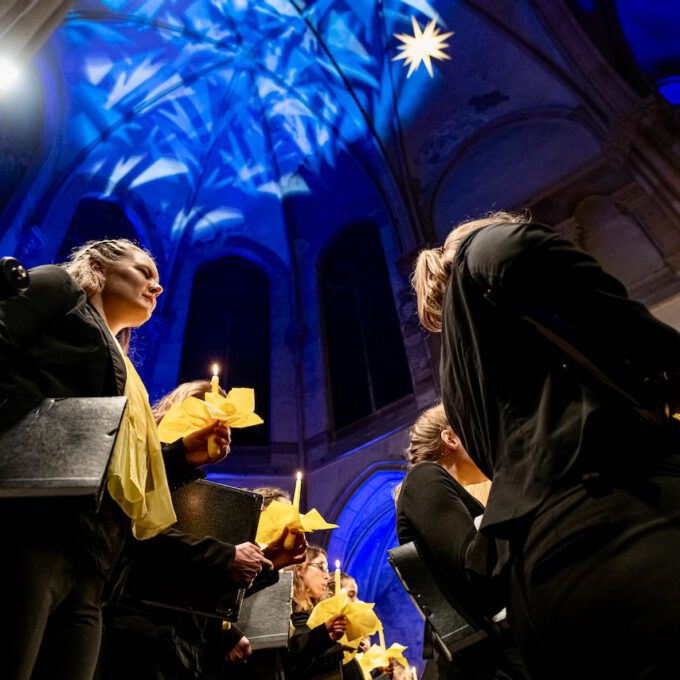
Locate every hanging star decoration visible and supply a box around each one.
[393,15,453,78]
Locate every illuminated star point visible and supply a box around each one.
[393,16,453,78]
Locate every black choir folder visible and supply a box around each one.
[123,479,263,621]
[237,571,293,650]
[0,396,127,505]
[388,541,489,659]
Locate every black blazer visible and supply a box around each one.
[286,610,343,679]
[440,222,680,538]
[0,265,126,401]
[0,265,230,579]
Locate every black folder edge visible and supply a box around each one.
[236,571,293,651]
[387,541,489,660]
[122,480,263,621]
[0,396,128,511]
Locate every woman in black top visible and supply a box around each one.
[412,214,680,679]
[0,240,234,680]
[285,546,349,679]
[397,403,525,679]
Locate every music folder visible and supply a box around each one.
[237,570,293,650]
[388,540,490,659]
[0,396,127,508]
[123,479,263,621]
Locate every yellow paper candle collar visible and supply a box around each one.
[157,387,264,444]
[307,592,380,654]
[355,642,409,674]
[256,499,338,546]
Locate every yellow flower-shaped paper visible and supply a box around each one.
[307,592,380,652]
[255,499,337,546]
[354,652,372,680]
[385,642,409,667]
[356,643,409,676]
[157,388,263,443]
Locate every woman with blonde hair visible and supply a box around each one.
[0,240,231,680]
[397,403,525,679]
[285,546,348,679]
[412,213,680,678]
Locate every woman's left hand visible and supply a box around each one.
[182,421,231,466]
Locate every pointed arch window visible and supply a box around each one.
[320,222,412,431]
[180,257,270,446]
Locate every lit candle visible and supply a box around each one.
[292,470,302,511]
[210,363,220,394]
[284,471,304,550]
[335,559,341,594]
[411,666,418,680]
[378,624,386,649]
[207,364,221,458]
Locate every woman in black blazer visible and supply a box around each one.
[397,403,525,679]
[0,240,235,680]
[412,214,680,679]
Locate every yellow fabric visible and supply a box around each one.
[255,499,338,547]
[157,388,263,443]
[107,354,177,540]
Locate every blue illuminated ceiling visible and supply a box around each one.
[14,0,442,264]
[3,0,676,266]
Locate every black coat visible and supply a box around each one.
[286,610,343,679]
[0,265,134,577]
[0,265,233,577]
[440,221,680,538]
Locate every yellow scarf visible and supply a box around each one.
[107,353,177,540]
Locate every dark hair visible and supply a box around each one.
[252,486,291,509]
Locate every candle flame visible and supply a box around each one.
[296,470,302,481]
[212,363,219,377]
[335,559,341,569]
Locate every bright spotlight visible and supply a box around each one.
[0,56,21,96]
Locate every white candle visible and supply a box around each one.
[335,559,341,593]
[292,470,302,510]
[210,363,219,394]
[411,666,418,680]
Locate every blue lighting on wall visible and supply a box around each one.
[659,76,680,105]
[327,467,425,672]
